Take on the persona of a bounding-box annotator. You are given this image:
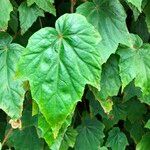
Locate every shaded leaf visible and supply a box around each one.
[91,55,121,113]
[126,99,146,123]
[18,2,44,35]
[7,126,43,150]
[106,127,128,150]
[75,117,105,150]
[143,1,150,32]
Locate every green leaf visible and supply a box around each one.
[145,119,150,129]
[18,2,44,35]
[106,127,128,150]
[110,98,127,121]
[91,55,121,112]
[126,99,146,123]
[27,0,35,6]
[7,126,43,150]
[136,133,150,150]
[18,14,101,138]
[38,113,72,148]
[0,32,24,119]
[131,15,150,42]
[27,0,56,16]
[123,81,141,102]
[144,1,150,32]
[117,34,150,104]
[9,7,19,33]
[76,0,130,63]
[125,120,145,143]
[75,117,105,150]
[99,147,108,150]
[0,0,13,31]
[59,127,78,150]
[127,0,142,12]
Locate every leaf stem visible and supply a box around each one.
[1,128,13,146]
[39,17,43,28]
[70,0,76,13]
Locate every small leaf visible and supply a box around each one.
[0,0,13,30]
[18,2,44,35]
[106,127,128,150]
[75,117,105,150]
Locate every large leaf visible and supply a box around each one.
[27,0,56,16]
[0,0,13,31]
[127,0,142,12]
[0,32,24,119]
[18,2,44,35]
[136,133,150,150]
[106,127,128,150]
[75,117,105,150]
[76,0,130,63]
[18,13,101,139]
[117,34,150,104]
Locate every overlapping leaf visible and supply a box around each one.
[27,0,56,16]
[91,55,121,113]
[18,2,44,35]
[76,0,130,63]
[0,32,24,119]
[18,14,101,139]
[117,34,150,104]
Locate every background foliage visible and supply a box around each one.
[0,0,150,149]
